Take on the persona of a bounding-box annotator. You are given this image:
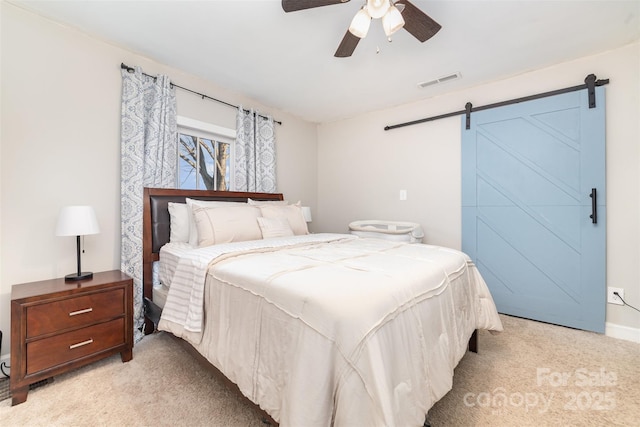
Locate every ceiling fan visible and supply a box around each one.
[281,0,441,57]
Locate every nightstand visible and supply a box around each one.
[10,270,133,405]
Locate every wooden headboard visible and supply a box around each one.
[142,187,284,302]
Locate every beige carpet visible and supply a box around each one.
[1,314,638,426]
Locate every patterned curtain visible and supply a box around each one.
[120,67,177,342]
[235,107,276,192]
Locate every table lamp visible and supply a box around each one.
[56,205,100,281]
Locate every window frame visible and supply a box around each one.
[176,116,236,191]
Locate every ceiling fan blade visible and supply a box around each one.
[395,0,441,42]
[334,30,360,57]
[282,0,350,13]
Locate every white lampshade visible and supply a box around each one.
[56,206,100,237]
[349,7,371,38]
[367,0,390,19]
[382,5,405,36]
[301,206,313,223]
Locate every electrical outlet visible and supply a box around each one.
[607,287,624,305]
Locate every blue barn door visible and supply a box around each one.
[462,87,606,333]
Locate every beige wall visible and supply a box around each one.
[0,3,318,358]
[317,42,640,336]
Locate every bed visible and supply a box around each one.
[142,187,503,427]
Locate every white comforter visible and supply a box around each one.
[158,234,503,427]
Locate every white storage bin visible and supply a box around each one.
[348,220,424,243]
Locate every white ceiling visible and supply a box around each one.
[12,0,640,123]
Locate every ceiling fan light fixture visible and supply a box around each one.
[382,5,404,36]
[349,7,371,38]
[280,0,441,58]
[367,0,390,19]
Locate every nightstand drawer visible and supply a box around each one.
[26,288,124,338]
[26,317,125,375]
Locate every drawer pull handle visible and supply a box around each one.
[69,339,93,350]
[69,308,93,316]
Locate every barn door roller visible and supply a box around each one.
[585,74,598,109]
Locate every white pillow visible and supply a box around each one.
[247,198,289,206]
[168,202,190,243]
[192,205,262,247]
[185,198,246,246]
[257,217,295,239]
[258,202,309,236]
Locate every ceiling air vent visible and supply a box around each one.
[418,72,461,89]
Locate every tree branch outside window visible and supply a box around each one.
[178,133,230,190]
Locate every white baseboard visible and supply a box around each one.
[605,322,640,343]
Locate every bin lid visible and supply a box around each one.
[349,220,422,235]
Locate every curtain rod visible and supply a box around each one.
[120,63,282,125]
[384,74,609,131]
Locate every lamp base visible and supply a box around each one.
[64,272,93,281]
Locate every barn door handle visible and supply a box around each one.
[589,188,597,224]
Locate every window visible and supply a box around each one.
[177,116,236,191]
